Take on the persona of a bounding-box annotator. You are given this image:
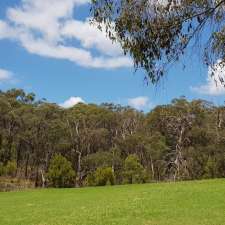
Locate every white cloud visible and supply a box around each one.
[7,0,89,42]
[60,96,85,108]
[191,61,225,96]
[16,34,131,69]
[128,96,152,110]
[61,19,122,57]
[0,69,13,83]
[0,0,132,69]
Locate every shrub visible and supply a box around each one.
[86,173,96,186]
[95,167,115,186]
[0,177,34,192]
[47,154,75,188]
[86,167,115,186]
[123,154,148,184]
[0,161,17,177]
[0,163,6,176]
[5,161,17,176]
[204,157,219,179]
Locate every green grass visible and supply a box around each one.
[0,179,225,225]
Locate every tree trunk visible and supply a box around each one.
[76,150,82,187]
[150,156,155,180]
[40,169,46,188]
[35,167,39,187]
[25,154,29,179]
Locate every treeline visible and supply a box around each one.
[0,89,225,188]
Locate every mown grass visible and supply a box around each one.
[0,179,225,225]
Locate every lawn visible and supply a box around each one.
[0,179,225,225]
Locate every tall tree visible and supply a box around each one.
[91,0,225,84]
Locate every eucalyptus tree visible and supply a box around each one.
[145,98,196,180]
[17,102,63,186]
[0,89,33,165]
[65,103,111,186]
[91,0,225,84]
[1,89,225,187]
[143,133,169,181]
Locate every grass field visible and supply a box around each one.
[0,179,225,225]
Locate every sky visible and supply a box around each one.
[0,0,225,112]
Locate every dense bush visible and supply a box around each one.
[123,155,148,184]
[95,167,115,186]
[86,173,96,186]
[5,161,17,177]
[0,161,17,177]
[47,154,75,188]
[86,167,115,186]
[0,178,34,192]
[0,163,6,176]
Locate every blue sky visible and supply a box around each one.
[0,0,224,111]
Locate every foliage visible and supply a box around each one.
[47,154,75,188]
[86,173,96,186]
[86,167,115,186]
[0,161,17,177]
[5,161,17,177]
[0,163,6,176]
[91,0,225,84]
[82,151,113,172]
[0,177,34,192]
[94,167,115,186]
[0,89,225,187]
[123,155,148,184]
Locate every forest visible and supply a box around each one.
[0,89,225,188]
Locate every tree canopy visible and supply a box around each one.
[0,89,225,188]
[91,0,225,84]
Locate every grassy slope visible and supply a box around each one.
[0,179,225,225]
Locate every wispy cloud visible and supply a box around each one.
[0,68,14,83]
[60,96,85,108]
[191,61,225,96]
[0,0,132,69]
[128,96,153,110]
